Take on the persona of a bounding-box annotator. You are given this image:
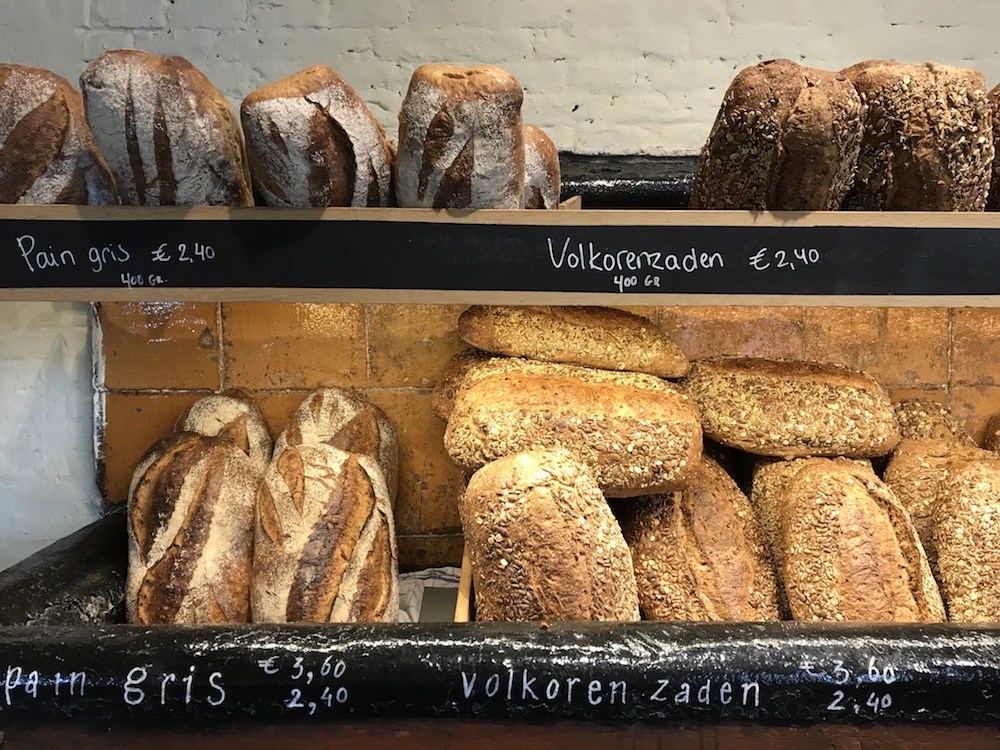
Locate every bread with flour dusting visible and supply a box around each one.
[80,49,253,206]
[241,65,393,207]
[523,125,560,208]
[395,63,524,208]
[0,64,116,205]
[174,389,273,476]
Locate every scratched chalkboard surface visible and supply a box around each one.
[3,207,1000,299]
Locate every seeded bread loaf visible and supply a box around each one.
[0,64,116,205]
[80,49,253,206]
[458,305,689,378]
[690,59,863,210]
[883,438,992,571]
[431,348,494,421]
[252,444,398,623]
[936,457,1000,621]
[682,357,899,457]
[126,432,258,624]
[780,459,944,622]
[394,63,524,208]
[445,367,701,497]
[275,388,398,505]
[893,397,976,447]
[841,60,993,211]
[460,450,639,622]
[987,83,1000,211]
[174,389,273,476]
[523,125,560,208]
[984,413,1000,452]
[241,65,394,207]
[619,457,780,621]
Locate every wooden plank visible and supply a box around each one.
[454,546,472,623]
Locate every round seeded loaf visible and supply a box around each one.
[682,356,900,457]
[460,450,639,622]
[893,397,976,447]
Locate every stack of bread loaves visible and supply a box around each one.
[127,387,400,625]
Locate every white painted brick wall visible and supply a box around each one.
[2,0,1000,567]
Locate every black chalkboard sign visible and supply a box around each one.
[3,207,1000,301]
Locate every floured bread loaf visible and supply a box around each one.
[780,458,944,622]
[842,60,993,210]
[619,457,779,621]
[458,305,689,378]
[936,457,1000,621]
[275,388,398,505]
[884,439,993,572]
[126,432,258,624]
[683,356,899,457]
[445,368,702,497]
[0,64,116,205]
[395,63,524,208]
[690,59,863,210]
[175,389,273,476]
[523,125,560,208]
[434,354,676,422]
[241,65,393,207]
[80,49,253,206]
[461,450,639,622]
[893,397,976,447]
[252,444,398,623]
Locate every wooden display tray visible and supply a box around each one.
[2,204,1000,304]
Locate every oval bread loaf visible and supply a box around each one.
[252,444,398,623]
[174,388,273,476]
[0,63,116,205]
[780,459,944,622]
[523,124,560,209]
[893,397,976,447]
[460,450,639,622]
[445,368,702,498]
[80,49,253,206]
[275,388,398,505]
[682,356,899,457]
[619,457,780,621]
[126,432,258,624]
[458,305,689,378]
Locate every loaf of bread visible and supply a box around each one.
[252,443,398,623]
[523,125,560,208]
[987,83,1000,211]
[434,353,677,422]
[682,357,899,457]
[431,348,494,421]
[936,457,1000,621]
[445,367,702,497]
[80,49,253,206]
[619,457,780,621]
[842,60,993,211]
[126,432,258,624]
[394,63,524,208]
[0,64,116,205]
[275,388,398,505]
[893,397,976,447]
[689,59,863,210]
[458,305,689,378]
[460,450,639,621]
[883,438,992,572]
[174,389,273,476]
[984,413,1000,452]
[240,65,393,207]
[780,458,944,622]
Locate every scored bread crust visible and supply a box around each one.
[394,63,524,209]
[251,444,398,623]
[690,58,863,210]
[460,450,639,622]
[523,125,561,209]
[780,459,944,623]
[841,60,993,211]
[126,432,258,624]
[936,457,1000,622]
[458,305,690,378]
[0,63,116,205]
[241,64,394,207]
[174,388,273,477]
[682,356,899,457]
[445,369,702,498]
[80,49,253,206]
[619,457,780,622]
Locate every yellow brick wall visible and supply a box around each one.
[96,302,1000,570]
